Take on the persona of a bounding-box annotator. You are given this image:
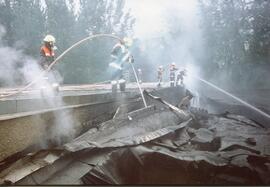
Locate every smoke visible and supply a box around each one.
[125,1,219,111]
[125,0,204,81]
[0,24,75,147]
[125,0,270,92]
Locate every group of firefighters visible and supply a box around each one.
[39,34,187,90]
[157,63,187,88]
[39,34,135,92]
[39,34,192,110]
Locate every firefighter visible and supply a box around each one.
[169,62,178,87]
[110,37,134,92]
[157,65,164,87]
[40,34,60,92]
[176,69,187,86]
[40,35,56,69]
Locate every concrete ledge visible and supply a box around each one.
[0,91,138,115]
[0,92,140,162]
[0,86,186,163]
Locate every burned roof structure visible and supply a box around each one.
[0,87,270,185]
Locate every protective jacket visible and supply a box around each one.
[41,45,55,57]
[40,45,55,68]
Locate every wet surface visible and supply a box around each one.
[0,82,167,100]
[81,113,270,185]
[0,87,270,185]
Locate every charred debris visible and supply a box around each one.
[0,88,270,185]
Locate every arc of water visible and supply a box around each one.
[0,34,120,100]
[192,75,270,120]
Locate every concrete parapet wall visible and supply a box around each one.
[0,87,186,162]
[0,91,138,115]
[0,92,139,162]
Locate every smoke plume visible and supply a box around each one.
[0,24,75,147]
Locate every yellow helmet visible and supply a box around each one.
[123,37,133,47]
[43,35,56,43]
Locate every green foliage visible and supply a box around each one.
[199,0,270,88]
[0,0,135,84]
[199,0,270,65]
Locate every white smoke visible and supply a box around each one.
[0,24,75,147]
[125,0,204,81]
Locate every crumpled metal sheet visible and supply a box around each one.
[81,145,269,185]
[0,90,191,185]
[0,150,63,184]
[190,128,215,143]
[203,116,270,155]
[144,90,191,121]
[64,108,191,152]
[80,112,270,185]
[225,114,264,128]
[113,98,144,119]
[2,88,270,185]
[64,92,191,152]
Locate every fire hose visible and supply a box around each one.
[0,34,148,108]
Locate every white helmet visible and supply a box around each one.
[159,65,163,69]
[123,37,133,47]
[43,35,56,43]
[171,62,176,66]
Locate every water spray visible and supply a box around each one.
[189,74,270,120]
[0,34,147,107]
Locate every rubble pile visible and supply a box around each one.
[0,90,269,185]
[81,112,270,185]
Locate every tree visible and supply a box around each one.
[63,0,135,84]
[12,0,45,56]
[198,0,270,88]
[43,0,78,83]
[0,0,15,46]
[0,0,135,85]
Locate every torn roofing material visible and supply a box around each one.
[81,145,270,185]
[81,115,270,185]
[1,89,270,185]
[0,91,191,184]
[63,91,191,152]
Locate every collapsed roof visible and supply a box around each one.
[0,89,270,185]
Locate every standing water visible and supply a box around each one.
[191,75,270,120]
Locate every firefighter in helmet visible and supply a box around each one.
[176,68,187,86]
[39,34,60,92]
[40,35,56,69]
[169,62,178,87]
[157,65,164,87]
[110,37,134,92]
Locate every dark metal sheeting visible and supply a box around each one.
[64,106,191,152]
[63,91,191,152]
[0,90,191,185]
[81,113,270,185]
[81,145,268,185]
[1,88,270,185]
